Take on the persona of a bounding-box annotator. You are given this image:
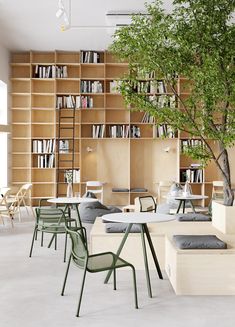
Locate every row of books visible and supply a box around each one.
[149,94,176,108]
[37,154,55,168]
[56,95,80,109]
[81,80,103,93]
[109,125,130,138]
[134,80,167,94]
[130,125,141,138]
[109,80,121,94]
[153,125,177,138]
[81,51,101,63]
[32,139,55,153]
[181,139,202,152]
[80,96,94,108]
[92,124,105,138]
[33,65,68,78]
[59,140,70,153]
[64,169,80,183]
[141,112,155,124]
[136,69,156,79]
[180,168,203,183]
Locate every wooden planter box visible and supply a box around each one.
[212,201,235,234]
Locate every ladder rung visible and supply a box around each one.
[58,160,74,162]
[60,116,74,119]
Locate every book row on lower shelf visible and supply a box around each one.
[180,167,203,183]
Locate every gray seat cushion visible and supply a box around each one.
[79,200,121,224]
[112,188,129,192]
[105,223,141,233]
[130,188,148,192]
[176,213,211,221]
[173,235,227,249]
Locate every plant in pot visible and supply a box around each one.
[109,0,235,233]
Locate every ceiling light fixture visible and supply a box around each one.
[56,0,148,32]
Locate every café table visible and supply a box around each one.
[103,212,175,298]
[174,194,208,213]
[47,197,97,238]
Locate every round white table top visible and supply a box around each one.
[102,212,175,224]
[47,197,98,205]
[174,194,208,200]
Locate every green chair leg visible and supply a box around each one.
[48,234,55,248]
[76,268,87,317]
[113,268,116,290]
[130,265,138,309]
[64,232,68,263]
[29,226,37,257]
[61,254,72,296]
[41,231,44,247]
[55,234,57,250]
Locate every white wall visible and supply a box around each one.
[0,43,10,187]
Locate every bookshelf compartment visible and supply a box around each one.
[131,124,153,138]
[32,80,55,93]
[130,111,145,123]
[11,52,30,63]
[12,154,31,168]
[11,65,30,78]
[12,125,30,138]
[105,52,127,64]
[31,95,55,108]
[56,80,80,94]
[84,94,104,108]
[56,51,80,63]
[31,52,55,63]
[32,110,55,123]
[12,139,30,152]
[106,65,129,79]
[32,125,55,138]
[32,169,55,182]
[81,110,105,123]
[12,110,30,123]
[12,95,30,108]
[106,94,126,109]
[57,125,80,138]
[65,65,80,78]
[81,51,104,63]
[12,170,30,183]
[81,65,105,79]
[56,154,80,168]
[57,139,80,153]
[31,184,55,198]
[106,110,129,123]
[12,80,30,93]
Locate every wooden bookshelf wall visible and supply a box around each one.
[11,50,221,206]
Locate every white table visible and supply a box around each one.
[47,197,97,230]
[174,195,208,213]
[102,212,175,298]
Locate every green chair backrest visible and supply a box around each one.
[66,228,88,268]
[35,207,65,224]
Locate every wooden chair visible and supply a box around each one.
[157,181,173,204]
[7,183,33,221]
[0,188,17,227]
[86,181,104,203]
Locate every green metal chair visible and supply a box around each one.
[29,204,77,262]
[61,227,138,317]
[139,195,157,212]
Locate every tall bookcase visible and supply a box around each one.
[11,50,221,206]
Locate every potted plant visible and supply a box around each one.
[109,0,235,233]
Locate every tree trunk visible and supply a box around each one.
[218,144,234,206]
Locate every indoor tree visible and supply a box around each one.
[109,0,235,205]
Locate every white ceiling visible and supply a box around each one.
[0,0,173,51]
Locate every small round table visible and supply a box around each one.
[102,212,175,298]
[174,195,208,213]
[47,197,97,229]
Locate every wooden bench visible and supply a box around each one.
[165,234,235,295]
[90,218,213,270]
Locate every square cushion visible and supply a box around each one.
[176,213,211,221]
[105,223,141,233]
[173,235,227,249]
